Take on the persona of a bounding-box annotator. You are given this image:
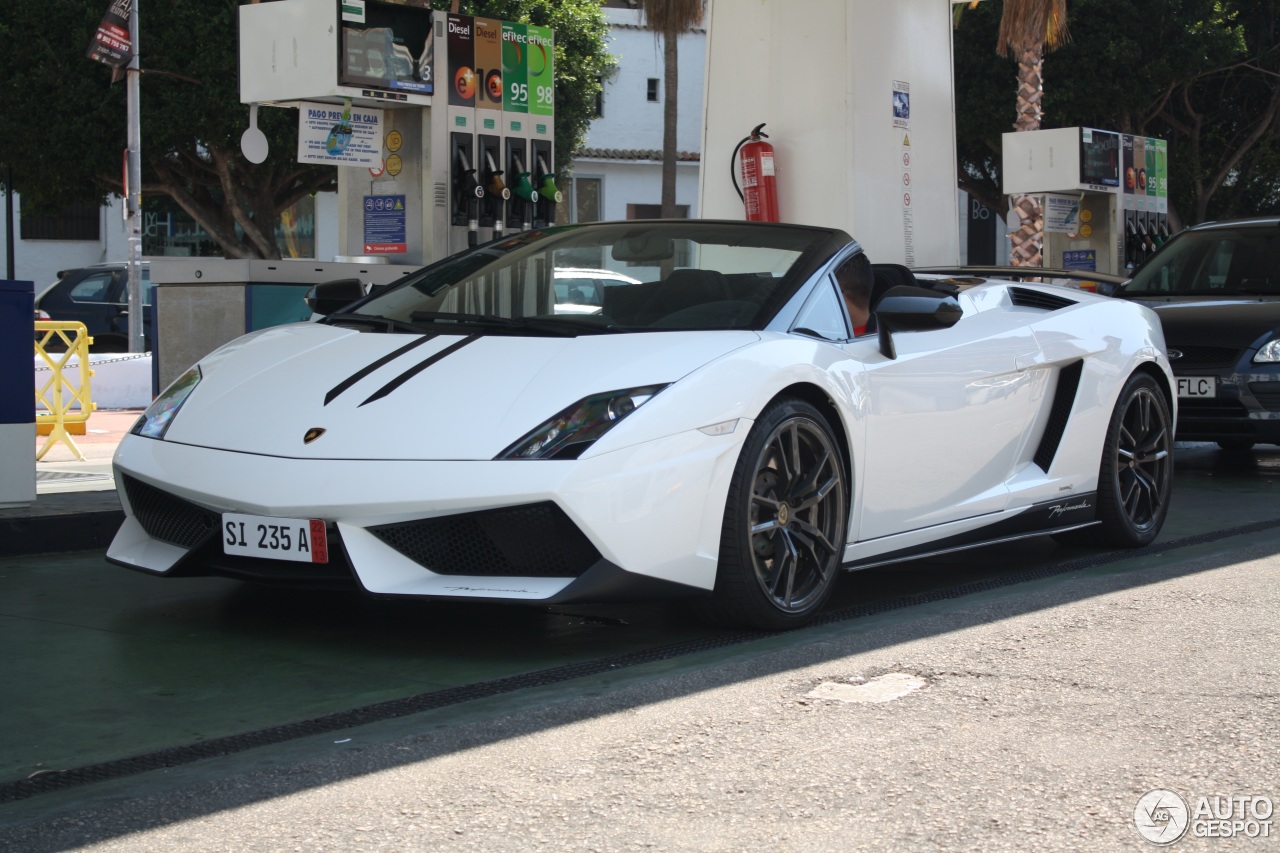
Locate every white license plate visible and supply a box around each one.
[222,513,329,564]
[1177,376,1217,398]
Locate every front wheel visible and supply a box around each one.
[698,398,848,630]
[1091,372,1174,547]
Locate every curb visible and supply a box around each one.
[0,509,125,557]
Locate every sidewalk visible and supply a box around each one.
[0,409,138,557]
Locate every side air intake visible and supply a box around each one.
[1010,287,1078,311]
[1033,360,1084,472]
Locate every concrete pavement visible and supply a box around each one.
[3,521,1277,851]
[0,410,135,557]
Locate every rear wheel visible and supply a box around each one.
[698,398,847,630]
[1216,439,1255,452]
[1091,373,1173,547]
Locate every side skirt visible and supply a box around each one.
[843,492,1098,571]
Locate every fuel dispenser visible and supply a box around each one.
[450,132,482,247]
[473,17,508,239]
[530,138,560,227]
[1120,134,1170,272]
[431,12,555,255]
[1002,127,1169,279]
[241,1,554,265]
[442,14,480,251]
[506,135,536,232]
[477,132,508,237]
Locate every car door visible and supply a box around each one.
[52,269,120,339]
[105,266,154,348]
[852,290,1044,542]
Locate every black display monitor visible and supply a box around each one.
[1079,128,1120,187]
[338,0,434,96]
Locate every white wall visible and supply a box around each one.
[566,8,706,222]
[699,0,960,266]
[2,194,128,289]
[589,9,706,155]
[569,158,701,221]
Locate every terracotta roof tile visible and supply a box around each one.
[576,148,701,162]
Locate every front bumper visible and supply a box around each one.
[107,424,749,603]
[1174,370,1280,444]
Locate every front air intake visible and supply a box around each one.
[1033,360,1084,472]
[1010,287,1078,312]
[369,502,602,578]
[121,474,219,549]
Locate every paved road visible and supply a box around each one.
[4,524,1277,852]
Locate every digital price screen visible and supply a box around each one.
[339,1,434,96]
[1079,128,1120,187]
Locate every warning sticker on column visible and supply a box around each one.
[363,195,407,254]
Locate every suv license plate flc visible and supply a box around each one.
[222,512,329,564]
[1177,376,1217,398]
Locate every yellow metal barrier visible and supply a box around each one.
[34,321,96,461]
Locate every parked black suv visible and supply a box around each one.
[1113,218,1280,449]
[34,262,153,352]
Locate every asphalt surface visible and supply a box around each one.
[2,526,1277,851]
[2,415,1277,851]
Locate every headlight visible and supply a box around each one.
[1255,337,1280,364]
[498,385,668,460]
[132,366,201,440]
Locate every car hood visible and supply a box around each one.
[1125,296,1280,346]
[158,322,759,460]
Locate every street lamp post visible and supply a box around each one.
[125,0,144,353]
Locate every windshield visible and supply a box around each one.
[1127,226,1280,296]
[347,221,833,333]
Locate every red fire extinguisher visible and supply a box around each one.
[732,123,779,222]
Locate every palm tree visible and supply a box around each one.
[636,0,705,218]
[966,0,1069,266]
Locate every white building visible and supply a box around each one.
[561,4,705,223]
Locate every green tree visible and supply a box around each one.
[955,0,1280,229]
[635,0,705,219]
[0,0,613,258]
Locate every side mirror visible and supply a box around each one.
[874,285,963,360]
[305,278,366,315]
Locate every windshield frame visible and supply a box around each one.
[326,220,851,335]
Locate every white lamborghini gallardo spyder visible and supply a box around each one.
[108,221,1176,629]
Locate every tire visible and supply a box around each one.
[1084,372,1174,547]
[1216,439,1255,452]
[697,398,848,630]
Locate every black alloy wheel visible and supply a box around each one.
[1093,373,1174,547]
[701,398,847,630]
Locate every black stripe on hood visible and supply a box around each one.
[359,335,481,407]
[324,334,439,406]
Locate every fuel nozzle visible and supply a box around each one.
[536,173,560,202]
[454,149,481,214]
[512,171,536,202]
[483,151,507,197]
[482,150,509,235]
[532,154,562,227]
[510,152,536,202]
[453,148,482,245]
